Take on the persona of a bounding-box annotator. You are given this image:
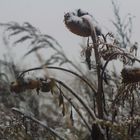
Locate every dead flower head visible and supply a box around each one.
[64,9,101,37]
[121,66,140,83]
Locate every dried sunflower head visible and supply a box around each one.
[121,67,140,83]
[64,9,101,37]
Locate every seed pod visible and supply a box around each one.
[64,9,101,37]
[121,67,140,83]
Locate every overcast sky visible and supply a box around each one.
[0,0,140,67]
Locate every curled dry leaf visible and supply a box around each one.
[85,47,92,70]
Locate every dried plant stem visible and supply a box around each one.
[56,85,92,132]
[19,66,97,95]
[82,16,106,140]
[83,16,104,119]
[18,66,97,120]
[91,32,104,119]
[45,41,85,75]
[54,78,97,121]
[35,50,50,78]
[12,107,65,140]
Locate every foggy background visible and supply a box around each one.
[0,0,139,68]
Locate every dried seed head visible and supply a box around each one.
[121,67,140,83]
[10,81,25,93]
[10,78,40,93]
[10,78,55,93]
[64,9,101,37]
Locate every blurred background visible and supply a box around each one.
[0,0,140,140]
[0,0,139,67]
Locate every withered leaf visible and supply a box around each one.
[50,79,56,94]
[36,88,40,95]
[62,103,65,116]
[85,47,92,70]
[70,106,74,126]
[59,93,64,107]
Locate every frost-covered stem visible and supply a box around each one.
[18,66,97,95]
[62,93,92,132]
[129,93,135,137]
[91,29,103,119]
[12,108,65,140]
[83,17,103,119]
[54,78,97,121]
[56,85,92,132]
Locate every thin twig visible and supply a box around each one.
[83,15,104,119]
[53,78,97,121]
[18,66,97,95]
[56,85,92,132]
[18,66,97,120]
[12,107,65,140]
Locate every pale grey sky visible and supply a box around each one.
[0,0,140,67]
